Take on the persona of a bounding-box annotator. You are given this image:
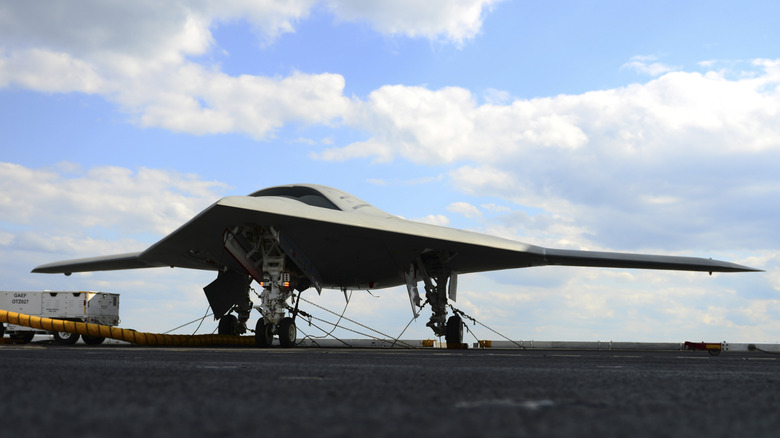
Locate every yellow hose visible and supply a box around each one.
[1,309,256,347]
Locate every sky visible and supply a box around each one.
[1,0,779,343]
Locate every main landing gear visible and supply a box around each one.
[405,251,465,349]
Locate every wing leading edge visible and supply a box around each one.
[31,186,760,285]
[540,248,756,273]
[32,252,166,274]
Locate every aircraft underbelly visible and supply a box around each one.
[275,220,544,290]
[275,222,413,289]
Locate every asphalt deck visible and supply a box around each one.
[2,343,779,438]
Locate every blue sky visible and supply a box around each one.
[2,0,779,343]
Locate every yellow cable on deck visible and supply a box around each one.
[0,309,256,347]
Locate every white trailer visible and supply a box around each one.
[0,291,120,345]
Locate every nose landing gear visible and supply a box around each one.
[221,225,305,348]
[277,317,297,347]
[253,315,297,347]
[254,317,274,347]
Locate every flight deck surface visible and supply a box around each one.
[2,345,779,437]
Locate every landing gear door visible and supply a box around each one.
[277,231,323,294]
[204,270,251,319]
[223,229,263,283]
[448,272,458,302]
[403,264,421,318]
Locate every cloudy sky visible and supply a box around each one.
[2,0,779,343]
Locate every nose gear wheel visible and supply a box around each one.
[278,317,297,347]
[255,317,274,347]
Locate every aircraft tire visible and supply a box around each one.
[278,317,297,348]
[255,318,273,347]
[218,314,239,335]
[445,315,463,349]
[53,331,80,345]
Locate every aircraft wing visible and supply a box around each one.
[539,248,755,272]
[32,193,759,287]
[31,252,166,274]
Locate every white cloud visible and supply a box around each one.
[364,175,444,187]
[320,63,780,168]
[0,163,237,333]
[0,1,307,58]
[0,231,13,246]
[482,88,512,105]
[135,68,353,138]
[316,84,590,164]
[0,0,495,140]
[310,62,780,255]
[481,203,511,213]
[0,162,228,246]
[349,85,480,162]
[449,165,518,197]
[621,55,678,76]
[447,201,482,218]
[449,267,780,342]
[0,49,105,93]
[326,0,502,45]
[0,1,497,55]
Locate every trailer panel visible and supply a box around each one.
[0,291,120,344]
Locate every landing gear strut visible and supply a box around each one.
[405,251,464,348]
[223,226,305,348]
